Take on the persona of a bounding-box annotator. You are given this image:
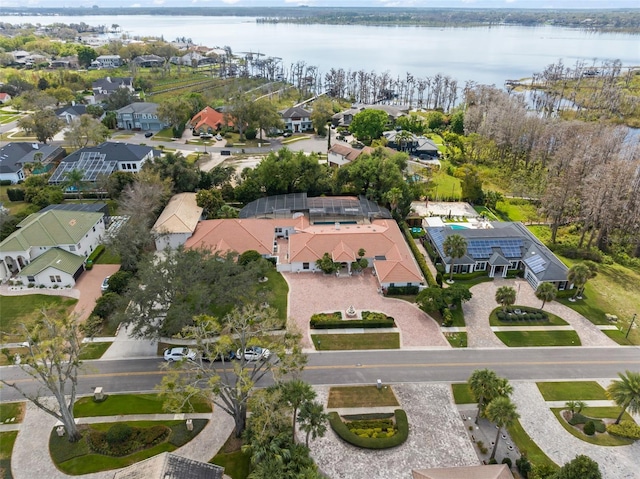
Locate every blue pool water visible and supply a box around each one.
[450,225,469,230]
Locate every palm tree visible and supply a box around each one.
[565,400,587,419]
[443,234,467,282]
[567,263,591,300]
[297,400,329,447]
[485,396,519,461]
[495,286,517,313]
[468,369,500,424]
[535,282,557,309]
[606,370,640,424]
[280,379,316,442]
[62,168,86,199]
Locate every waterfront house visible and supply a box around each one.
[92,76,134,102]
[332,104,408,127]
[132,54,165,68]
[383,130,440,158]
[91,55,122,69]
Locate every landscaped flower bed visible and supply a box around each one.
[496,306,548,322]
[329,410,408,449]
[310,311,395,329]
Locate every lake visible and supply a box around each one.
[3,14,640,87]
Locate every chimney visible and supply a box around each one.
[335,222,340,230]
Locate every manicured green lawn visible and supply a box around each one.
[256,268,288,321]
[507,419,558,471]
[536,381,607,401]
[327,385,399,408]
[74,393,212,417]
[451,383,475,404]
[153,128,175,139]
[93,247,121,264]
[0,402,25,424]
[311,333,399,350]
[496,198,541,223]
[211,450,251,479]
[551,408,635,446]
[428,161,462,200]
[444,332,467,348]
[0,431,18,479]
[494,330,581,347]
[489,307,569,326]
[0,295,77,338]
[602,329,635,345]
[50,419,207,475]
[78,342,112,360]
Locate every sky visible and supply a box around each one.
[12,0,640,9]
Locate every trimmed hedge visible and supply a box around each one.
[401,223,437,287]
[386,285,419,296]
[86,424,170,456]
[310,310,395,329]
[496,306,549,322]
[6,188,25,201]
[329,409,408,449]
[86,245,106,266]
[607,421,640,439]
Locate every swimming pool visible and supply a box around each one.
[450,224,469,230]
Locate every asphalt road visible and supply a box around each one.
[1,347,638,402]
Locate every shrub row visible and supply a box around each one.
[361,311,392,322]
[311,318,395,329]
[86,424,170,456]
[342,413,394,421]
[386,285,419,296]
[86,245,105,264]
[346,418,394,430]
[329,409,408,449]
[401,223,437,287]
[497,311,547,321]
[607,421,640,439]
[310,312,342,325]
[6,188,25,202]
[568,413,605,433]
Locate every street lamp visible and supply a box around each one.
[625,313,637,339]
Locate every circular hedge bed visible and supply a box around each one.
[489,306,568,326]
[329,409,408,449]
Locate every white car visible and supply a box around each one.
[101,276,110,292]
[236,346,270,361]
[163,347,197,362]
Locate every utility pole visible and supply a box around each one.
[625,313,637,339]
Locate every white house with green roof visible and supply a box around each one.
[0,209,105,286]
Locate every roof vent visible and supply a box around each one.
[31,143,39,150]
[335,222,340,230]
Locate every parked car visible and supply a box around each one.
[282,132,292,137]
[100,276,110,292]
[215,134,223,141]
[200,133,213,139]
[236,346,270,361]
[202,349,236,362]
[144,131,153,138]
[163,347,197,362]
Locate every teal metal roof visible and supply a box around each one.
[18,248,85,276]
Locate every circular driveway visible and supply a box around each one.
[284,272,448,349]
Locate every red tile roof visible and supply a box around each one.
[189,106,231,131]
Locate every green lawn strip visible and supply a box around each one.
[79,342,112,360]
[494,330,581,347]
[153,128,175,139]
[311,333,399,350]
[327,385,399,408]
[550,408,634,446]
[255,268,288,321]
[602,329,635,345]
[507,419,559,471]
[444,332,467,348]
[428,164,462,201]
[536,381,607,401]
[74,393,212,417]
[51,419,207,475]
[210,450,251,479]
[0,431,18,479]
[451,383,475,404]
[427,305,465,328]
[473,206,501,221]
[496,199,541,222]
[489,307,568,327]
[0,402,25,424]
[0,295,77,338]
[93,247,121,264]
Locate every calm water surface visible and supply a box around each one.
[4,15,640,86]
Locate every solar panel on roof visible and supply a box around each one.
[524,254,546,274]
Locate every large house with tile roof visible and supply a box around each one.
[185,194,425,289]
[113,451,224,479]
[424,221,570,290]
[0,209,106,286]
[188,106,230,135]
[152,193,203,251]
[413,464,512,479]
[327,144,375,167]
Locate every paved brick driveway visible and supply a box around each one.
[284,272,448,349]
[72,264,121,322]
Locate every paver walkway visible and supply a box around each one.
[284,272,448,349]
[10,401,233,479]
[511,382,640,479]
[463,278,616,348]
[309,383,478,479]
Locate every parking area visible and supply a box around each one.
[284,272,448,349]
[72,264,121,322]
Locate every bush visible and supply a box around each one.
[361,311,393,322]
[7,188,25,201]
[488,458,498,464]
[401,223,436,287]
[310,312,342,325]
[106,424,133,445]
[583,420,596,436]
[81,314,105,336]
[87,245,105,264]
[238,250,262,265]
[607,421,640,439]
[329,409,408,449]
[92,292,120,319]
[502,457,512,468]
[386,285,419,296]
[0,180,12,186]
[105,270,133,295]
[311,318,395,329]
[435,272,443,287]
[516,455,531,476]
[442,308,453,327]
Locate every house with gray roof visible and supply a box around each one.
[383,130,440,159]
[280,106,312,133]
[0,209,106,286]
[91,55,122,69]
[55,104,89,124]
[48,142,160,187]
[116,102,166,131]
[424,221,570,291]
[132,54,165,68]
[113,452,224,479]
[332,104,408,127]
[0,142,65,185]
[92,76,134,102]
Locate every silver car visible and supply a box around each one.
[236,346,271,361]
[163,347,197,362]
